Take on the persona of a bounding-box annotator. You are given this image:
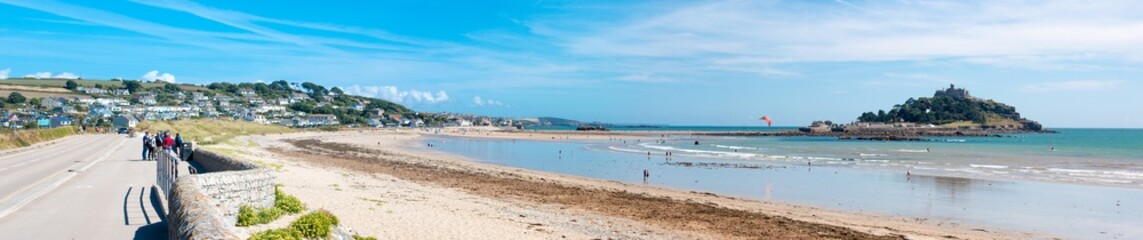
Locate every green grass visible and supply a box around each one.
[0,126,78,150]
[137,119,295,145]
[357,197,384,206]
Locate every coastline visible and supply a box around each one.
[218,129,1031,239]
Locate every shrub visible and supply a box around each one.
[236,205,284,226]
[248,228,302,240]
[236,205,258,226]
[276,187,305,214]
[353,235,378,240]
[290,210,339,238]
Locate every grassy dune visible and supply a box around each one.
[0,126,78,150]
[136,119,295,145]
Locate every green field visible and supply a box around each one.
[0,78,209,91]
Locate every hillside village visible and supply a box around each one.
[0,78,545,131]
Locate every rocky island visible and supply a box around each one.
[702,84,1053,140]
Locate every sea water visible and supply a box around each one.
[425,128,1143,239]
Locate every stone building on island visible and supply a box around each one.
[934,84,972,99]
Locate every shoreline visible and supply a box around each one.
[222,129,1031,239]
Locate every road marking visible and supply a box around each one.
[0,135,86,161]
[0,138,108,173]
[0,136,127,221]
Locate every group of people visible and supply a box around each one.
[142,131,184,161]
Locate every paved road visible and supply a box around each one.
[0,133,166,239]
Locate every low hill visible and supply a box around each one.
[856,84,1043,131]
[536,117,584,127]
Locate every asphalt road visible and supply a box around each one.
[0,133,166,239]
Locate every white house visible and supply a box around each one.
[112,115,138,128]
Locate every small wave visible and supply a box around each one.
[943,139,967,142]
[970,164,1009,169]
[858,153,887,157]
[1047,168,1098,174]
[1105,171,1143,178]
[895,149,929,153]
[638,143,761,159]
[608,146,651,154]
[713,144,760,150]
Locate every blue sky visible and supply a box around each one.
[1,0,1141,128]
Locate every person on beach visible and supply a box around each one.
[643,169,650,182]
[142,132,151,160]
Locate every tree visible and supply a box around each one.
[29,98,42,109]
[163,83,179,92]
[7,92,26,104]
[123,80,143,93]
[330,87,344,96]
[65,80,78,90]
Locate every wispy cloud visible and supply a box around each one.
[0,68,9,79]
[537,1,1143,65]
[141,70,176,83]
[1022,80,1123,92]
[22,71,80,79]
[343,85,449,104]
[472,96,504,107]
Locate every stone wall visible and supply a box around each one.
[190,148,260,172]
[167,176,240,239]
[191,168,276,223]
[166,149,276,240]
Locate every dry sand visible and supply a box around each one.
[216,129,1031,239]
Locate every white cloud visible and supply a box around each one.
[53,72,80,79]
[1022,80,1122,92]
[0,68,9,79]
[473,96,504,107]
[21,72,80,79]
[24,72,51,79]
[541,1,1143,64]
[142,70,176,83]
[343,85,449,104]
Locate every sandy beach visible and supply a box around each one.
[213,128,1031,239]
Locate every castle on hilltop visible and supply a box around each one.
[934,84,972,99]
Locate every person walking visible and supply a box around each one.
[142,131,151,160]
[174,133,184,156]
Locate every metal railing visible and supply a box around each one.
[156,150,179,198]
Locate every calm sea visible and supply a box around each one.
[425,128,1143,239]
